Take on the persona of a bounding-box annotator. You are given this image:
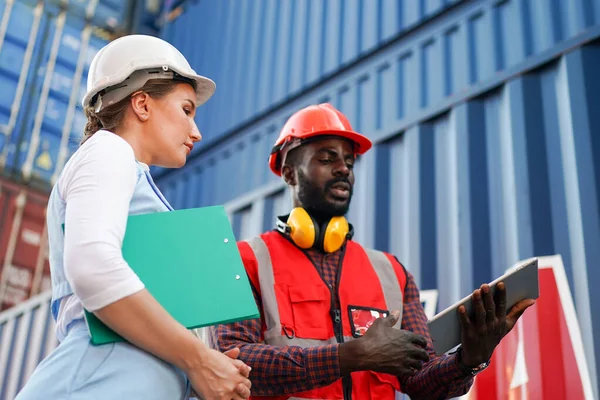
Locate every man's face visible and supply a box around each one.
[293,138,356,216]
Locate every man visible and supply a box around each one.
[210,103,535,399]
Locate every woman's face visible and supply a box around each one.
[145,83,201,168]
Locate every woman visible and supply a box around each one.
[16,35,251,400]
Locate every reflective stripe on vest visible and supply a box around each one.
[246,237,281,339]
[364,248,404,324]
[246,237,404,347]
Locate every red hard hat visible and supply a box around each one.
[268,103,373,176]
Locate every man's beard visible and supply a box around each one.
[296,169,353,218]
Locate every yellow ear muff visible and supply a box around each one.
[287,207,316,249]
[322,216,350,253]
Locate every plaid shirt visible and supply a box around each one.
[210,241,474,399]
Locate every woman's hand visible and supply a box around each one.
[186,347,252,400]
[92,291,252,399]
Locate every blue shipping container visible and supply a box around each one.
[155,0,600,397]
[0,1,116,189]
[14,13,107,186]
[152,0,600,174]
[154,0,464,162]
[0,0,167,190]
[0,0,47,178]
[51,0,135,32]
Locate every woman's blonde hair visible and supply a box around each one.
[81,79,196,145]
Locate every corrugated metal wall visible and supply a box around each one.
[159,0,462,146]
[152,0,600,166]
[154,0,600,203]
[156,0,600,396]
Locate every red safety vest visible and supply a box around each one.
[239,231,408,400]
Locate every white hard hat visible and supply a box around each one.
[82,34,216,112]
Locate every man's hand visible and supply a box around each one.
[458,282,536,367]
[339,310,429,377]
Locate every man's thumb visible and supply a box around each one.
[224,347,241,359]
[383,310,401,327]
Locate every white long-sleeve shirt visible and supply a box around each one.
[55,131,146,339]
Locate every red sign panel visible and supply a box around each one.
[459,255,594,400]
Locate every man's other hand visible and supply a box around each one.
[458,282,535,368]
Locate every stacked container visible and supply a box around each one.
[0,176,49,311]
[0,3,165,396]
[0,0,162,309]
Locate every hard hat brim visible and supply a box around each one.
[268,129,373,176]
[81,64,216,109]
[297,129,373,155]
[186,73,217,106]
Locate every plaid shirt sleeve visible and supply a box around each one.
[209,283,341,396]
[399,271,474,399]
[211,249,474,398]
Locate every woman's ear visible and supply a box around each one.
[130,92,150,122]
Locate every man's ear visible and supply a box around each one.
[282,164,297,186]
[130,92,150,122]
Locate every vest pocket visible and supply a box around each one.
[288,285,332,340]
[368,371,401,400]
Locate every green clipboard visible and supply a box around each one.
[77,205,260,345]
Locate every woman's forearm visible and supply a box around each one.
[93,289,207,371]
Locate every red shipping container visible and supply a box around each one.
[0,177,50,310]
